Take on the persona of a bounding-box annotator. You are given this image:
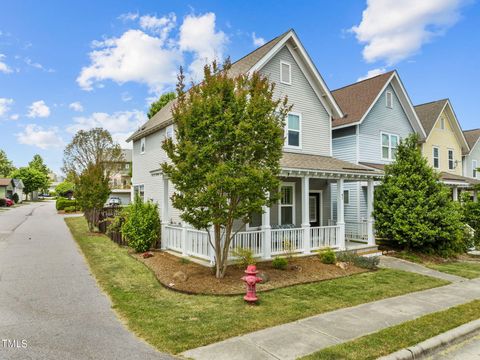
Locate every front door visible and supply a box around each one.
[309,192,321,227]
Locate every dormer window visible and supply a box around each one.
[285,113,301,148]
[280,61,292,85]
[386,91,393,109]
[140,137,146,154]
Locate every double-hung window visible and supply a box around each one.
[285,113,301,148]
[448,149,455,170]
[473,160,477,178]
[133,185,145,201]
[381,133,399,160]
[140,137,146,154]
[433,147,440,169]
[280,183,295,225]
[343,190,350,205]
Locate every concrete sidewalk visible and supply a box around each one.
[182,278,480,360]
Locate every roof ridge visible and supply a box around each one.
[414,98,449,108]
[332,70,395,93]
[464,128,480,132]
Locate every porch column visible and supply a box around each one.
[473,189,478,202]
[262,195,272,260]
[336,178,346,250]
[452,186,459,201]
[301,176,311,254]
[161,176,170,250]
[367,179,375,246]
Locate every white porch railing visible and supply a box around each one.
[310,226,340,249]
[163,225,342,261]
[345,221,368,243]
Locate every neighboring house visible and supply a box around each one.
[330,71,426,242]
[463,128,480,200]
[48,172,65,195]
[127,29,381,263]
[107,149,132,205]
[414,99,476,198]
[0,178,24,202]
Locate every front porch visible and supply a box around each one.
[160,153,382,264]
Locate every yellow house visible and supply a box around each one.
[414,99,473,197]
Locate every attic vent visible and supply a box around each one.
[280,61,291,85]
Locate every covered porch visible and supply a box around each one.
[160,153,382,264]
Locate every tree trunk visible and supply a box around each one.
[214,222,233,279]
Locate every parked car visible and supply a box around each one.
[107,197,121,206]
[5,198,14,207]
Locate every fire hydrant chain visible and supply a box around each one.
[241,265,262,304]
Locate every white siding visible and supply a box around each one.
[259,46,332,157]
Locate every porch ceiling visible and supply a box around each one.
[280,152,383,180]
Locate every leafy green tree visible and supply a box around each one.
[0,150,15,177]
[374,134,465,256]
[10,167,49,200]
[147,91,176,119]
[63,128,123,177]
[461,192,480,249]
[28,154,50,176]
[162,60,291,278]
[55,180,75,197]
[75,163,110,231]
[121,196,160,252]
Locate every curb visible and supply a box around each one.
[378,319,480,360]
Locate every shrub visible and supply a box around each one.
[63,206,77,213]
[336,251,380,269]
[56,198,77,211]
[461,194,480,249]
[12,193,19,203]
[318,248,336,264]
[121,196,160,252]
[272,257,288,270]
[231,247,256,268]
[0,198,6,207]
[374,134,464,256]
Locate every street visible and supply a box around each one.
[0,201,172,360]
[429,333,480,359]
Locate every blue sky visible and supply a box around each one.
[0,0,478,174]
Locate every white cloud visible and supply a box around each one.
[10,114,19,121]
[139,13,176,40]
[0,54,12,73]
[118,12,139,22]
[77,29,181,94]
[121,92,133,102]
[66,110,146,136]
[16,124,64,149]
[179,13,228,81]
[351,0,467,65]
[69,101,84,112]
[252,32,266,47]
[0,98,14,117]
[112,132,134,149]
[27,100,50,118]
[24,57,55,73]
[357,67,387,81]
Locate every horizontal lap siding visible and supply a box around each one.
[332,135,357,163]
[464,144,480,179]
[259,46,331,157]
[359,84,414,165]
[331,182,359,223]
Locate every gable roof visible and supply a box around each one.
[414,99,469,153]
[332,71,394,128]
[463,128,480,152]
[127,29,342,142]
[331,71,426,138]
[0,178,12,187]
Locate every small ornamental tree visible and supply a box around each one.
[75,163,110,232]
[162,60,291,278]
[10,167,49,200]
[374,134,465,256]
[55,180,75,197]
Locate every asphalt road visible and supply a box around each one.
[0,201,174,360]
[429,333,480,359]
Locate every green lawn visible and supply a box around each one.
[427,261,480,279]
[302,300,480,360]
[65,217,449,354]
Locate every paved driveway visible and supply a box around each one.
[0,201,173,360]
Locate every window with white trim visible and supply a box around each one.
[381,132,399,160]
[280,61,291,85]
[165,125,174,140]
[133,185,145,201]
[343,190,350,205]
[386,91,393,109]
[140,137,146,154]
[448,149,454,170]
[280,184,295,225]
[125,163,130,169]
[433,147,440,169]
[285,113,301,148]
[473,160,477,178]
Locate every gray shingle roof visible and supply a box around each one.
[126,30,292,143]
[440,172,480,185]
[464,129,480,151]
[332,71,395,128]
[414,99,448,136]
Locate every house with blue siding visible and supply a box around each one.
[463,129,480,200]
[127,29,381,264]
[330,71,426,242]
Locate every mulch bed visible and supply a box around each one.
[133,251,368,295]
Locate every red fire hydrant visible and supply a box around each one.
[241,265,262,304]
